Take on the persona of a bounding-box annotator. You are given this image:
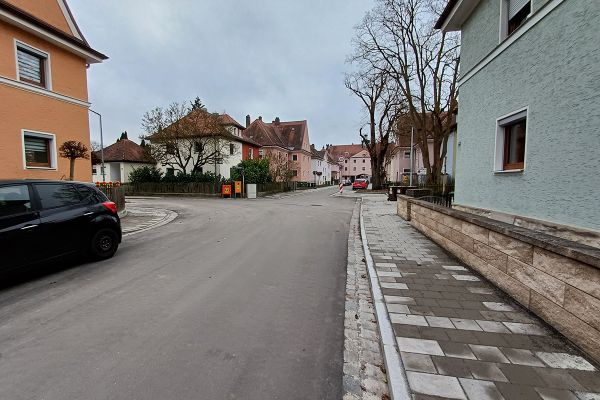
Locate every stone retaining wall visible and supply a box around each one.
[397,195,600,363]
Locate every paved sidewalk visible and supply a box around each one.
[362,196,600,400]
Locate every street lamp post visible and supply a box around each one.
[409,125,414,186]
[89,108,106,182]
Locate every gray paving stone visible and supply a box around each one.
[401,352,438,374]
[438,341,477,360]
[536,352,597,371]
[536,387,580,400]
[459,378,505,400]
[361,198,600,399]
[575,392,600,400]
[470,345,510,363]
[397,337,444,356]
[501,348,545,366]
[407,371,467,399]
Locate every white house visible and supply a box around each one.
[310,145,331,185]
[92,134,155,183]
[151,113,250,180]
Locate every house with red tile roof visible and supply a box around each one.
[92,132,154,183]
[327,144,371,182]
[242,116,312,183]
[148,112,261,179]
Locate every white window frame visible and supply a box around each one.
[403,168,411,173]
[499,0,532,42]
[404,150,411,159]
[22,129,57,170]
[493,107,528,173]
[14,39,52,90]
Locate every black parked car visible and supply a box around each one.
[0,180,121,273]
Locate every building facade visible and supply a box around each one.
[310,145,332,185]
[151,113,256,180]
[243,117,312,183]
[92,134,155,183]
[328,144,371,182]
[0,0,106,181]
[437,0,600,232]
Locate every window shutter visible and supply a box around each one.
[17,48,44,85]
[508,0,529,19]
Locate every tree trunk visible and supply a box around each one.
[69,158,75,181]
[370,155,386,190]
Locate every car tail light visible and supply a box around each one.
[102,201,118,214]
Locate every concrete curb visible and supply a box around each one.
[359,199,412,400]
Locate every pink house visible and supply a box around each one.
[242,116,312,182]
[328,144,371,182]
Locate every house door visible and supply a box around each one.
[110,164,121,182]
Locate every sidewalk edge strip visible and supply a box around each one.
[359,199,412,400]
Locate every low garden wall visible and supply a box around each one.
[397,195,600,363]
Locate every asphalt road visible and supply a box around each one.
[0,188,357,400]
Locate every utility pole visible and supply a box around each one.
[89,109,105,182]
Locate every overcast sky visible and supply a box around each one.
[69,0,374,149]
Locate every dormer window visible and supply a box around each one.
[16,43,49,89]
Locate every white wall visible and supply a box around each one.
[154,138,241,179]
[92,162,155,183]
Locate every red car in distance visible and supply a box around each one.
[352,179,368,190]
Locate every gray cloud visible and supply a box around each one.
[71,0,373,148]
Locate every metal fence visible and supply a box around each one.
[416,194,454,208]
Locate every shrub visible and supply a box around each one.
[161,171,221,183]
[230,159,271,184]
[129,166,163,183]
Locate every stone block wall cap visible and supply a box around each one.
[401,196,600,269]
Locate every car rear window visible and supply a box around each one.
[34,183,82,210]
[76,184,102,201]
[0,185,32,217]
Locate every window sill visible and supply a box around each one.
[493,169,524,174]
[19,79,48,90]
[25,166,56,170]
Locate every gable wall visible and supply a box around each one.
[5,0,74,36]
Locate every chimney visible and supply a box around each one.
[258,116,263,121]
[246,115,251,127]
[274,117,280,125]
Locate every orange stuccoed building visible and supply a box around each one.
[0,0,107,181]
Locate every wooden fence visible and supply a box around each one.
[123,182,220,196]
[97,186,126,212]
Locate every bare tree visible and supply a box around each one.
[141,102,233,174]
[265,150,296,184]
[345,67,405,189]
[90,141,102,152]
[351,0,459,184]
[59,140,90,181]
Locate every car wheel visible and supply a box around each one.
[89,228,119,260]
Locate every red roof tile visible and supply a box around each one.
[241,118,309,151]
[96,139,154,163]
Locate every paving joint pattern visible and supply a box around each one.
[343,201,390,400]
[121,206,178,237]
[361,196,600,400]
